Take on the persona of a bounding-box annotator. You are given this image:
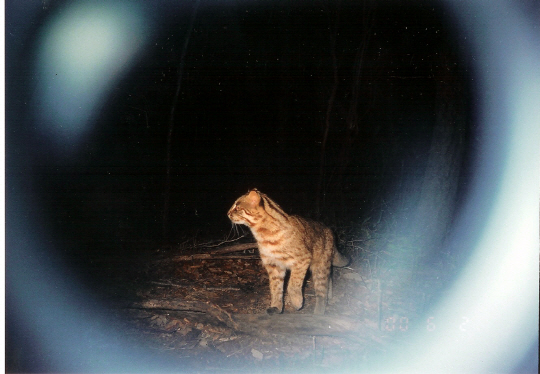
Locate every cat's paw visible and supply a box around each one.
[314,297,326,315]
[289,293,304,311]
[266,307,282,315]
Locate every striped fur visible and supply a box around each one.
[227,189,349,315]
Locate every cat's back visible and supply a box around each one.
[289,215,329,237]
[284,215,334,251]
[256,214,321,258]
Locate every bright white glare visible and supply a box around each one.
[391,1,540,373]
[35,1,148,150]
[50,15,118,86]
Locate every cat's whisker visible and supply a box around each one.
[230,223,239,238]
[228,222,245,241]
[226,224,236,240]
[238,225,248,237]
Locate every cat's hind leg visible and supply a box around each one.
[287,258,311,311]
[311,258,332,315]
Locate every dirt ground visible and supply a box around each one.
[101,236,446,373]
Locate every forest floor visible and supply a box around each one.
[99,232,449,373]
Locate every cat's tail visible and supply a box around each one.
[332,249,350,267]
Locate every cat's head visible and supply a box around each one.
[227,189,263,227]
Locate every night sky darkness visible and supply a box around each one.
[9,1,471,270]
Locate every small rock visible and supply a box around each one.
[151,315,168,327]
[343,272,363,282]
[199,338,208,348]
[178,327,192,336]
[251,348,264,361]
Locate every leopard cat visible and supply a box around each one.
[227,188,349,315]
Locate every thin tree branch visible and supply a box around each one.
[163,0,201,242]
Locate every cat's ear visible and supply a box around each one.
[246,189,261,207]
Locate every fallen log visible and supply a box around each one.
[231,313,366,340]
[203,242,258,254]
[150,280,243,291]
[172,242,258,261]
[172,254,260,261]
[131,298,377,342]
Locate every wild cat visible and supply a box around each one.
[227,189,349,315]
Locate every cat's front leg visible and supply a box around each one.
[264,263,286,314]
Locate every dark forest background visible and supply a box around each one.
[7,0,472,284]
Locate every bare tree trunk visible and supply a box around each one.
[163,0,200,242]
[316,1,375,218]
[413,49,465,263]
[315,1,340,218]
[336,3,375,213]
